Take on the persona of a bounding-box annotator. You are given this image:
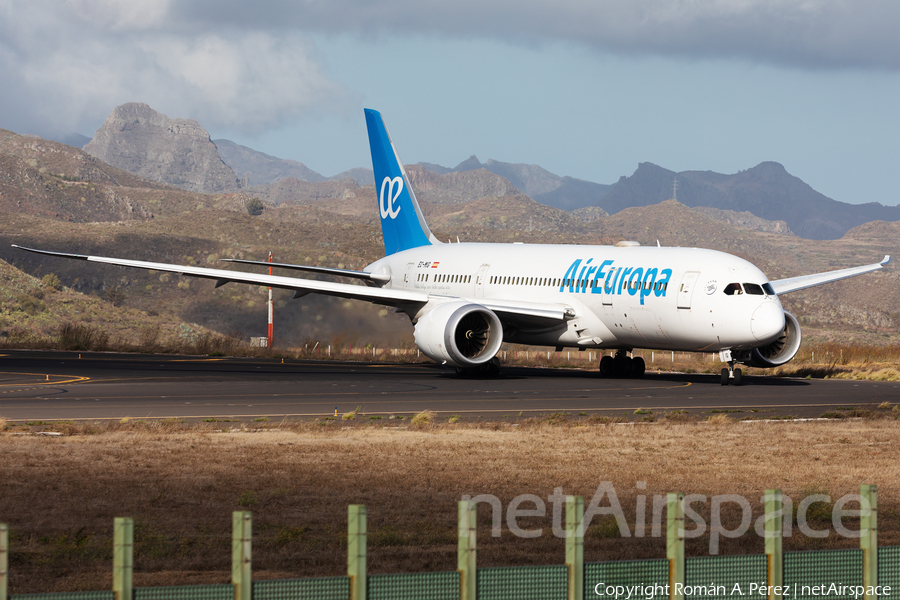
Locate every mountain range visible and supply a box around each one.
[1,124,897,347]
[64,102,900,240]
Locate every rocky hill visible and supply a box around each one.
[214,139,326,186]
[0,257,211,348]
[84,103,240,194]
[419,156,613,210]
[214,138,375,187]
[0,128,262,222]
[404,165,520,204]
[691,206,793,235]
[601,162,900,240]
[246,177,361,205]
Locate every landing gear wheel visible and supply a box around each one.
[733,368,743,387]
[599,355,614,377]
[631,357,646,379]
[455,357,501,379]
[613,351,633,378]
[720,368,730,386]
[485,356,501,377]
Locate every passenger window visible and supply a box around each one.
[724,283,743,296]
[744,283,764,295]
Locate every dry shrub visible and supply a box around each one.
[410,410,436,427]
[56,322,109,351]
[705,413,736,426]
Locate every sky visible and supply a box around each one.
[1,0,898,206]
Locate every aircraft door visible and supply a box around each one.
[475,264,490,298]
[677,271,700,309]
[404,263,415,290]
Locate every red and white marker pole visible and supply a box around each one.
[267,251,274,348]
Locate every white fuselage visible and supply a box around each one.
[367,242,786,352]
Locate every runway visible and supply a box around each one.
[1,349,897,422]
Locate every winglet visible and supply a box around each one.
[365,109,437,255]
[12,244,89,260]
[881,255,891,265]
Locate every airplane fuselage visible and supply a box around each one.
[368,242,785,353]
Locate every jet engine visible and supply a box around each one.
[414,301,503,368]
[743,310,802,368]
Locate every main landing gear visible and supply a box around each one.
[720,362,743,386]
[599,350,645,379]
[455,356,501,378]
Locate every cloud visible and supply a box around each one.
[0,0,895,140]
[174,0,900,71]
[0,0,346,137]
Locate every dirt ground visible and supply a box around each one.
[1,417,898,593]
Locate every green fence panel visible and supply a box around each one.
[133,584,233,600]
[584,559,668,598]
[12,594,114,600]
[784,549,863,600]
[478,565,567,600]
[685,555,767,599]
[879,546,900,589]
[367,571,459,600]
[253,577,351,600]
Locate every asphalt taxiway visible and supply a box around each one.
[1,350,897,422]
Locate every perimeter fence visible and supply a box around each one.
[0,486,891,600]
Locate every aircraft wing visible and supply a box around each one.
[219,258,391,283]
[770,255,890,295]
[12,246,427,307]
[12,245,573,326]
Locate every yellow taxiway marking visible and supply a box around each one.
[0,372,90,386]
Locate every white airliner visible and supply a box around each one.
[14,109,890,386]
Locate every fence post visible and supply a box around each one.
[232,511,251,600]
[566,496,584,600]
[861,484,877,600]
[348,505,367,600]
[458,500,477,600]
[0,523,8,600]
[765,489,783,600]
[667,493,684,600]
[113,517,133,600]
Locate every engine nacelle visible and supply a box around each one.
[414,301,503,368]
[742,310,802,368]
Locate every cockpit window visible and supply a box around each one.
[724,283,743,296]
[762,283,776,296]
[743,283,764,295]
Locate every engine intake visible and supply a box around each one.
[414,301,503,368]
[745,310,802,368]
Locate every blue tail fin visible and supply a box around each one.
[365,109,436,255]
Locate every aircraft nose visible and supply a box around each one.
[751,302,785,342]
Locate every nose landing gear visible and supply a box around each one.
[720,362,743,386]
